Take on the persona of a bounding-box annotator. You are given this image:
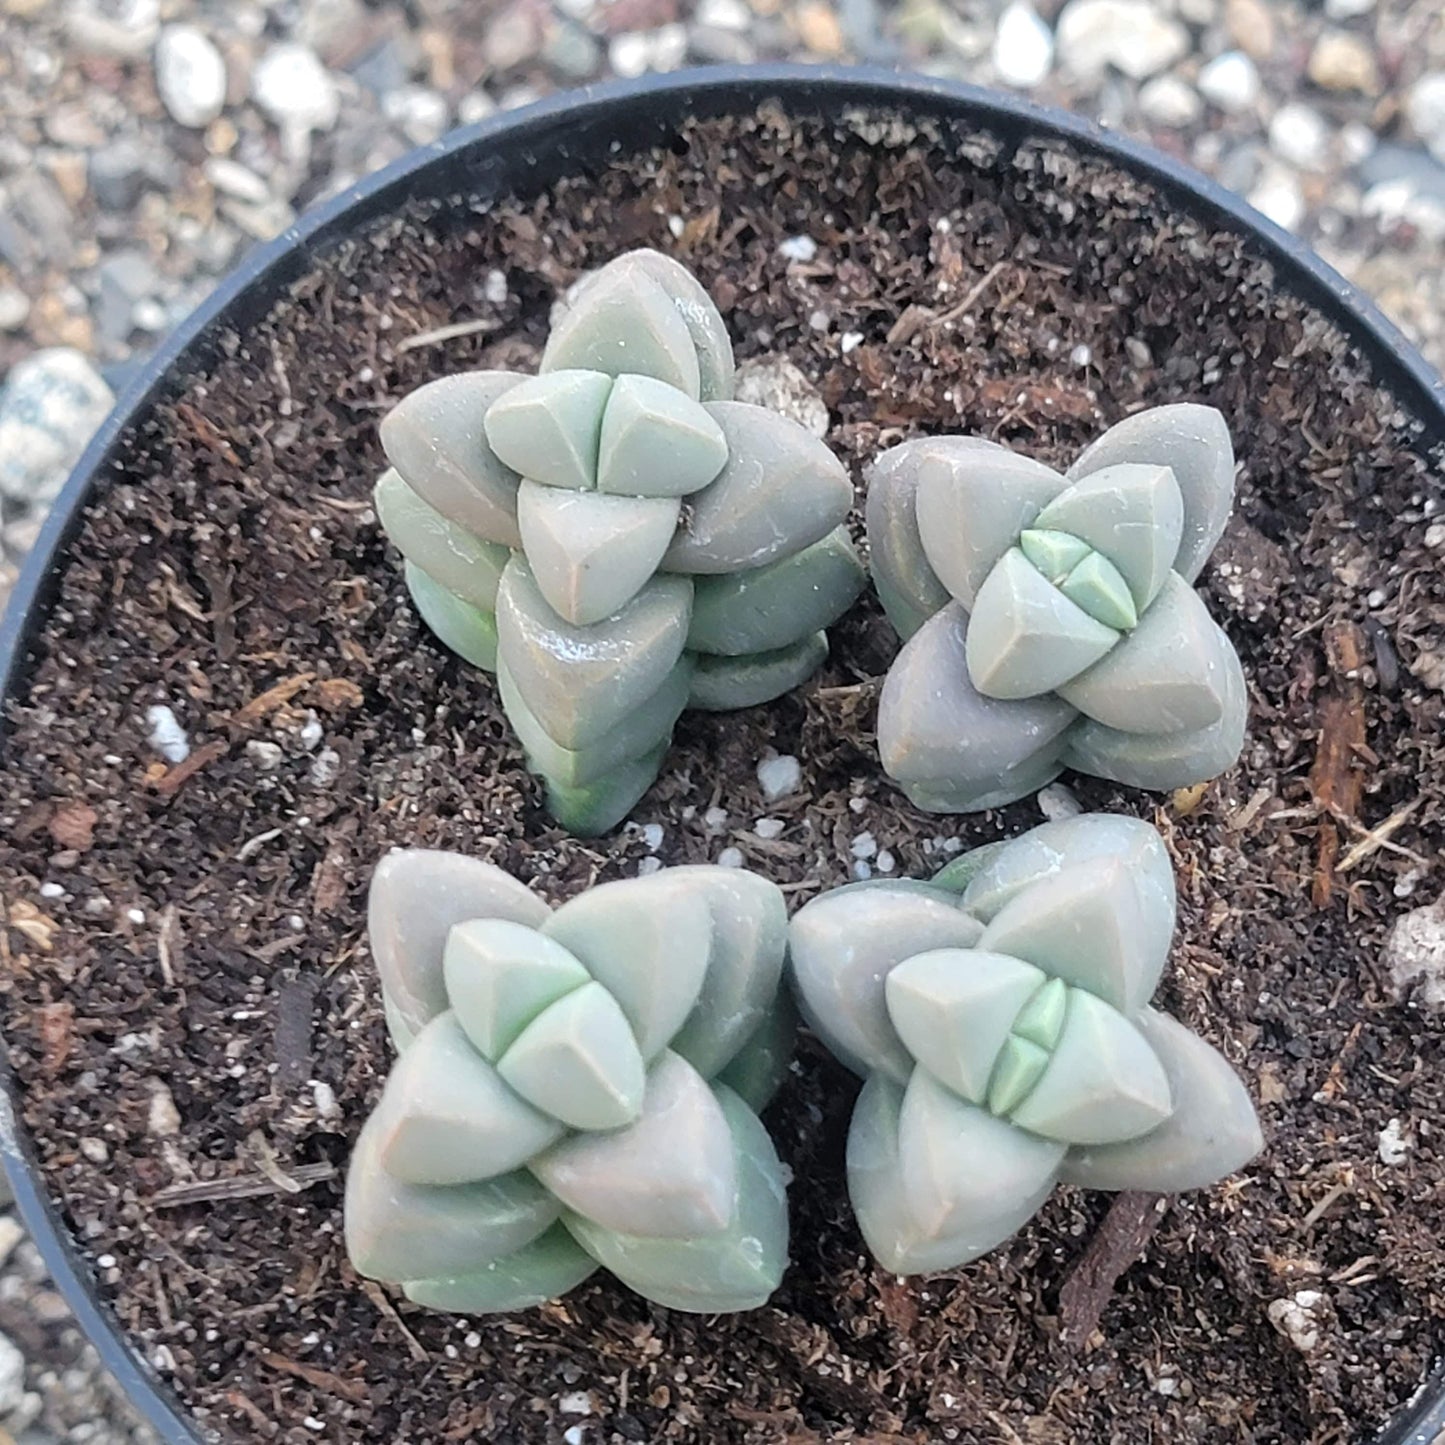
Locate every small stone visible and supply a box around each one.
[1407,73,1445,163]
[1269,103,1330,171]
[1248,163,1305,231]
[1037,782,1083,820]
[0,1217,23,1268]
[542,20,601,79]
[1381,894,1445,1004]
[1198,51,1260,113]
[0,287,29,333]
[717,846,744,868]
[608,23,687,76]
[79,1136,109,1163]
[0,1332,23,1416]
[850,832,877,859]
[754,818,786,839]
[795,0,845,54]
[203,156,271,205]
[559,1391,593,1415]
[482,0,544,70]
[154,24,227,129]
[383,85,450,145]
[0,348,113,507]
[148,1081,181,1136]
[1224,0,1274,58]
[992,1,1054,88]
[1139,74,1202,128]
[778,234,819,262]
[1377,1117,1410,1165]
[1267,1290,1326,1353]
[757,754,802,801]
[65,0,161,59]
[1055,0,1188,81]
[253,44,340,133]
[145,703,189,764]
[309,748,341,787]
[695,0,750,27]
[1325,0,1373,15]
[87,138,151,210]
[247,739,283,770]
[1307,30,1379,94]
[731,355,829,437]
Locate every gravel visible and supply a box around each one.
[1,0,1444,1435]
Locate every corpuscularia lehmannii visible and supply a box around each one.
[866,404,1247,812]
[345,849,794,1313]
[374,248,864,834]
[787,813,1263,1274]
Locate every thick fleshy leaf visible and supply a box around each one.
[442,918,591,1062]
[539,742,668,838]
[966,548,1120,700]
[562,250,735,401]
[497,982,647,1131]
[977,854,1175,1015]
[884,949,1045,1106]
[483,370,612,491]
[542,264,702,398]
[384,993,417,1053]
[369,848,550,1038]
[787,882,983,1084]
[1056,574,1238,735]
[495,557,691,750]
[661,402,850,574]
[877,603,1076,804]
[345,1112,558,1284]
[1062,633,1247,790]
[716,990,797,1112]
[1008,990,1172,1145]
[564,1082,786,1312]
[1058,1008,1262,1191]
[498,654,689,789]
[664,866,789,1080]
[543,872,712,1058]
[1059,551,1139,632]
[914,442,1071,608]
[1032,463,1184,612]
[848,1072,1064,1275]
[371,1013,565,1185]
[1067,404,1235,584]
[863,440,957,638]
[596,374,728,497]
[375,469,510,611]
[687,527,864,657]
[1019,528,1092,583]
[405,562,498,672]
[961,814,1177,933]
[516,482,680,625]
[402,1223,597,1313]
[380,371,525,548]
[687,632,829,712]
[896,749,1069,815]
[531,1051,735,1238]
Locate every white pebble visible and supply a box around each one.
[559,1392,593,1415]
[1267,1290,1326,1353]
[145,704,190,764]
[636,856,663,876]
[1248,164,1306,232]
[148,1081,181,1136]
[126,907,146,924]
[1056,0,1188,81]
[484,269,509,305]
[716,847,744,869]
[298,712,324,750]
[308,748,340,787]
[563,1428,585,1445]
[1070,342,1092,366]
[1269,103,1331,171]
[1037,782,1083,820]
[1378,1117,1410,1165]
[641,822,664,852]
[992,1,1054,88]
[704,805,729,831]
[252,43,339,134]
[850,832,878,859]
[312,1081,340,1119]
[754,818,786,839]
[840,331,864,354]
[154,24,227,129]
[1138,74,1202,128]
[247,739,283,771]
[778,235,818,262]
[756,754,802,801]
[848,796,867,813]
[850,859,873,881]
[1198,51,1261,113]
[39,882,64,899]
[876,850,896,874]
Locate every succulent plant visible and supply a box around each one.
[787,814,1262,1274]
[867,405,1247,812]
[345,850,795,1314]
[375,250,864,834]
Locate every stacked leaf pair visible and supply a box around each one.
[788,814,1262,1273]
[376,250,864,834]
[345,850,793,1313]
[868,405,1247,812]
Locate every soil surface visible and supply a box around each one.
[0,104,1443,1445]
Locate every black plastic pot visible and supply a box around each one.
[0,62,1441,1444]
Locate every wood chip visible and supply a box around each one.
[1059,1192,1167,1345]
[229,673,316,729]
[151,1161,336,1209]
[47,799,97,851]
[258,1351,368,1403]
[1308,622,1368,907]
[150,738,230,797]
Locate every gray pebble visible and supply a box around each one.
[0,350,114,508]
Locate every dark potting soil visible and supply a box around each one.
[0,102,1443,1445]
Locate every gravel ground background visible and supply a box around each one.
[2,0,1445,1438]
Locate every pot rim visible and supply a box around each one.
[0,63,1439,1445]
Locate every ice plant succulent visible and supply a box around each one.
[345,849,794,1314]
[375,249,863,834]
[787,814,1262,1274]
[867,405,1247,812]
